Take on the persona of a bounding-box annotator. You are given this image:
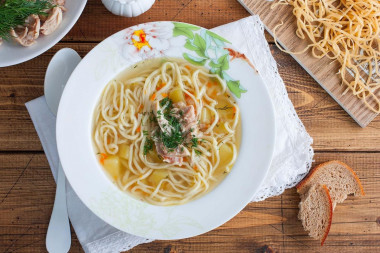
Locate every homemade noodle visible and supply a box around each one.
[93,59,241,206]
[272,0,380,112]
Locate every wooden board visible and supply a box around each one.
[238,0,379,127]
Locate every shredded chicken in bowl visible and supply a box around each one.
[5,0,66,47]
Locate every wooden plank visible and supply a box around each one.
[0,43,92,152]
[0,152,379,252]
[1,43,379,152]
[61,0,250,42]
[61,0,276,42]
[0,153,82,253]
[238,0,379,127]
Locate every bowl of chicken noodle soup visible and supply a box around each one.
[93,58,242,206]
[57,22,275,239]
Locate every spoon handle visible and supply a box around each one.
[46,164,71,253]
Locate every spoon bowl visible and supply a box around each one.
[45,48,81,116]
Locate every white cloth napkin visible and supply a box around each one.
[25,15,313,253]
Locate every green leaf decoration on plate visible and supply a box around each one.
[193,34,207,55]
[185,38,206,58]
[183,53,207,66]
[209,60,222,68]
[210,66,223,78]
[173,22,247,98]
[227,80,247,99]
[173,22,201,39]
[217,54,229,71]
[206,30,231,44]
[184,39,199,51]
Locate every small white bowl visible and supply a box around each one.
[101,0,155,17]
[0,0,87,68]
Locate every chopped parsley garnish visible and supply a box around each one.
[143,138,154,155]
[156,98,185,150]
[194,150,202,156]
[216,105,233,110]
[159,119,183,149]
[191,137,198,147]
[159,97,172,108]
[143,130,149,136]
[149,111,157,123]
[149,97,201,154]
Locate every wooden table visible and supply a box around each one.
[1,1,379,252]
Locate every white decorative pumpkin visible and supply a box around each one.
[101,0,155,17]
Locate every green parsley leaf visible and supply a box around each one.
[194,150,202,156]
[143,138,154,155]
[191,137,198,147]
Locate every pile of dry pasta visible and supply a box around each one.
[272,0,380,112]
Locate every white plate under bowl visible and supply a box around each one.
[56,21,276,240]
[0,0,87,68]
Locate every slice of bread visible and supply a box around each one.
[298,184,333,245]
[297,160,364,209]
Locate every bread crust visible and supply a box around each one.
[296,160,365,196]
[321,185,333,246]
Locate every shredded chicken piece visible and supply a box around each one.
[10,15,40,47]
[172,102,198,144]
[40,7,63,35]
[54,0,66,5]
[153,101,173,134]
[155,142,190,166]
[39,12,48,23]
[173,102,197,133]
[152,100,198,165]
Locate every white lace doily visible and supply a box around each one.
[212,16,313,202]
[26,15,313,253]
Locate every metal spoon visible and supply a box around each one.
[44,48,81,253]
